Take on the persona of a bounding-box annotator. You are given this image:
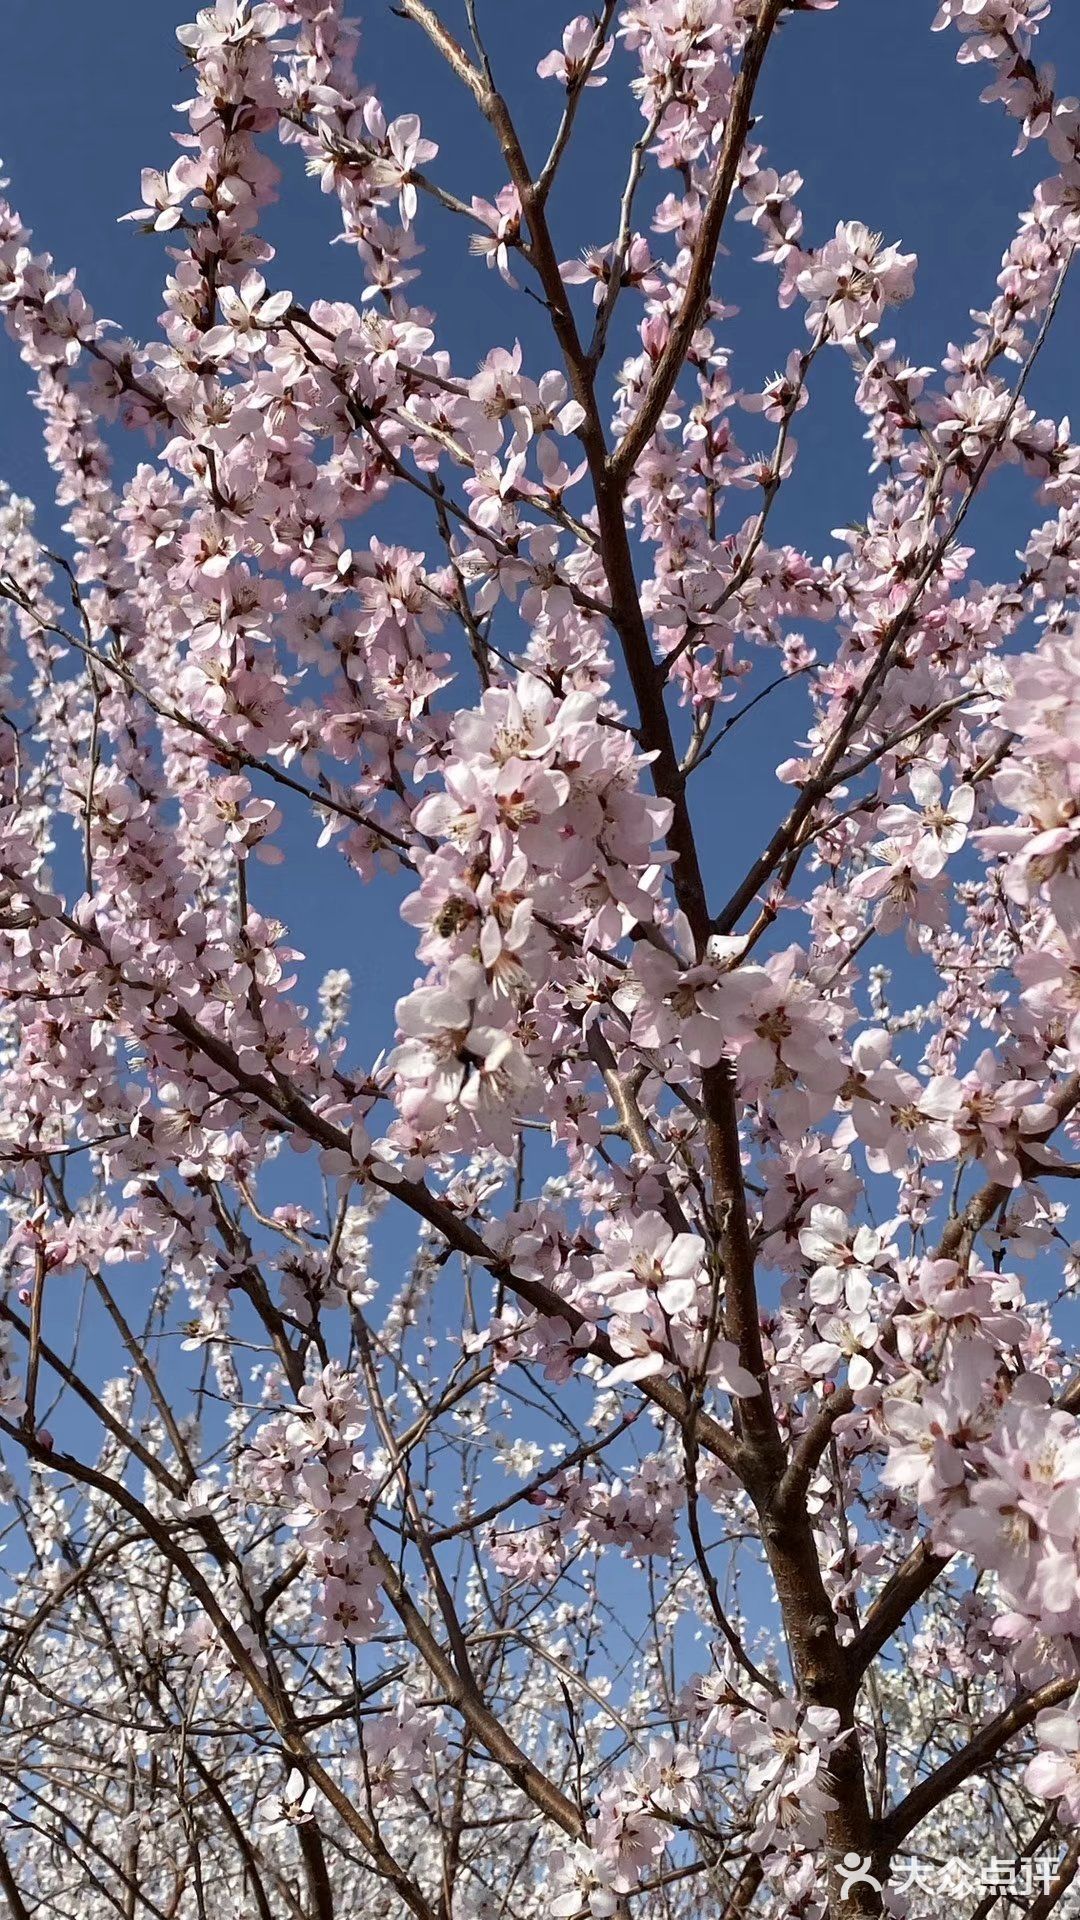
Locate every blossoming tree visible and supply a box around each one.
[2,0,1080,1915]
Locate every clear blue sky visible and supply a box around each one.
[2,0,1079,1066]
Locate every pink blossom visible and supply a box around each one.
[796,221,916,339]
[1026,1711,1080,1820]
[537,17,614,87]
[204,271,292,358]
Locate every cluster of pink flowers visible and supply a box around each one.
[586,1210,760,1390]
[247,1364,382,1644]
[548,1738,702,1916]
[393,673,671,1158]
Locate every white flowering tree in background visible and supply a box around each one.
[2,0,1080,1915]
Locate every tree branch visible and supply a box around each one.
[608,0,789,488]
[878,1677,1076,1853]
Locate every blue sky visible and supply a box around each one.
[3,0,1079,1158]
[3,0,1079,1252]
[4,0,1068,1259]
[4,1,1079,947]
